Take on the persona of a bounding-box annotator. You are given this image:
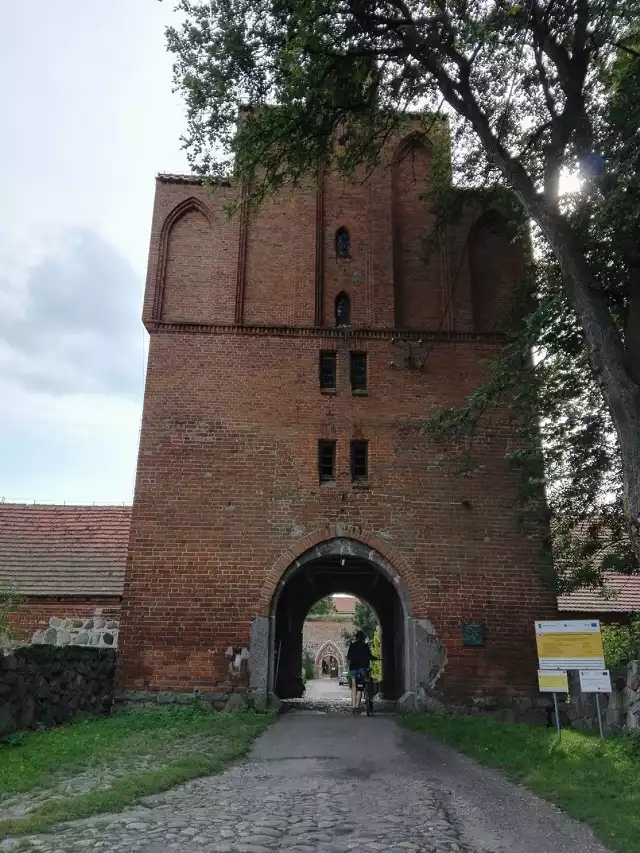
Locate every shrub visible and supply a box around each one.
[602,615,640,670]
[0,585,25,648]
[371,625,382,683]
[302,649,314,681]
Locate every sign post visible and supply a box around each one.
[578,670,612,739]
[537,670,568,741]
[535,621,607,741]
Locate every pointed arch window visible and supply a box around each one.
[335,227,351,259]
[335,292,351,327]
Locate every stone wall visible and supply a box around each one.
[567,661,640,732]
[7,599,121,642]
[0,646,116,737]
[31,616,119,648]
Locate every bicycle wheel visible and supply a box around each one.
[366,679,373,716]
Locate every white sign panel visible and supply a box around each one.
[535,620,605,670]
[579,670,612,694]
[535,620,601,634]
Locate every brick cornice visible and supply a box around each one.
[143,321,505,344]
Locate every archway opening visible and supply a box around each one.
[271,542,409,701]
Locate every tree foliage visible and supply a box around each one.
[167,0,640,583]
[307,595,337,617]
[353,600,378,640]
[602,616,640,671]
[371,625,382,681]
[0,585,24,648]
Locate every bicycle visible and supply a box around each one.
[354,668,375,716]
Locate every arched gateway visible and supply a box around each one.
[248,537,446,708]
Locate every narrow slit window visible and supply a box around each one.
[335,227,350,259]
[318,440,336,482]
[335,292,351,326]
[319,352,337,392]
[350,440,368,482]
[350,352,367,393]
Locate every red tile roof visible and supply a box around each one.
[333,595,357,614]
[557,573,640,613]
[0,504,130,597]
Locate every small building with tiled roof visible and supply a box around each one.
[558,572,640,624]
[332,594,357,614]
[0,503,129,639]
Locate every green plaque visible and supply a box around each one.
[462,621,485,647]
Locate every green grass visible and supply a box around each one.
[0,708,273,838]
[399,713,640,853]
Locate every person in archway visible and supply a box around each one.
[347,630,373,713]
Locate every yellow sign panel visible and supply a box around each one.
[538,670,569,693]
[536,631,604,661]
[535,620,605,670]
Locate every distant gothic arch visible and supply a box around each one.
[314,640,345,669]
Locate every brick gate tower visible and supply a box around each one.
[118,125,557,713]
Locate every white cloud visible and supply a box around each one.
[1,381,141,504]
[0,1,188,503]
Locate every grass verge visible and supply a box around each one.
[0,708,272,838]
[399,712,640,853]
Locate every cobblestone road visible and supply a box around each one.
[2,714,611,853]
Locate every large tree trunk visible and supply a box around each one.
[451,88,640,564]
[526,202,640,563]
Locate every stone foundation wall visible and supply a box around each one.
[567,661,640,732]
[7,598,121,642]
[0,646,116,737]
[31,616,120,649]
[113,689,279,714]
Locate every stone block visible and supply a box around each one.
[249,616,270,693]
[248,691,269,712]
[268,693,283,712]
[43,628,57,645]
[223,693,247,712]
[396,691,418,713]
[0,704,16,736]
[94,618,106,629]
[49,617,63,628]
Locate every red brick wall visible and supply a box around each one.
[7,597,121,641]
[142,181,239,327]
[122,143,556,700]
[469,212,524,332]
[392,141,444,329]
[120,328,556,696]
[244,184,317,325]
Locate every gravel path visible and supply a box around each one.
[0,714,612,853]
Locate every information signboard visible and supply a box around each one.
[535,620,604,670]
[538,670,568,693]
[579,670,612,694]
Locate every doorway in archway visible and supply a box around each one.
[270,540,410,703]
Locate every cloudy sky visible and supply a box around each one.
[1,1,189,504]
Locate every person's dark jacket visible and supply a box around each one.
[347,639,372,670]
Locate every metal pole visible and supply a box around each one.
[595,693,604,739]
[553,692,561,741]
